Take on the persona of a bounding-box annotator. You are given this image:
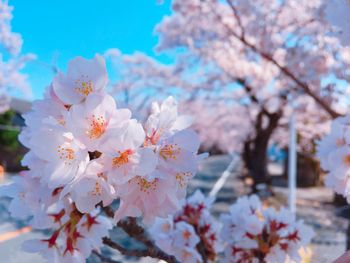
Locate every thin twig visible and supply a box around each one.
[102,237,150,257]
[103,237,180,263]
[213,0,341,119]
[101,206,180,263]
[226,0,245,39]
[102,206,114,218]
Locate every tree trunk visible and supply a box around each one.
[243,110,282,192]
[283,152,321,187]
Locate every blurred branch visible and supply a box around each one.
[213,0,341,119]
[102,206,180,263]
[226,0,245,39]
[102,237,152,258]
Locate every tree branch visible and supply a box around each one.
[102,237,151,258]
[101,206,180,263]
[102,206,114,218]
[218,0,341,119]
[102,236,179,263]
[226,0,245,39]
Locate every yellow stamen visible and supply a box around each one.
[91,182,102,196]
[160,144,180,161]
[136,177,158,194]
[175,172,192,187]
[113,150,133,167]
[344,154,350,166]
[57,116,65,126]
[87,115,106,139]
[57,145,75,165]
[75,77,93,96]
[162,223,171,232]
[182,230,192,240]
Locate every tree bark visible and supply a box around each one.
[243,110,282,191]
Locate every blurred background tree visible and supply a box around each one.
[0,108,25,172]
[0,110,20,151]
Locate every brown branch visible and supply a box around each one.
[226,0,245,39]
[116,217,154,247]
[102,236,179,263]
[102,206,114,218]
[101,206,180,263]
[219,0,341,119]
[102,237,154,258]
[196,240,209,263]
[237,78,270,116]
[237,78,287,119]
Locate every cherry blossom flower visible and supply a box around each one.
[99,119,157,185]
[144,96,193,145]
[317,115,350,200]
[150,218,202,263]
[30,127,90,189]
[65,93,131,151]
[22,206,112,263]
[113,98,202,224]
[150,190,222,263]
[0,172,45,221]
[114,175,180,224]
[220,195,314,263]
[60,161,116,213]
[174,190,223,260]
[53,55,108,105]
[0,54,203,262]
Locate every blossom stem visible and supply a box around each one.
[102,237,179,263]
[102,206,180,263]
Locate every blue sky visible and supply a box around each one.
[10,0,172,100]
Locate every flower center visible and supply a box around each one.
[58,115,66,126]
[162,223,171,232]
[75,77,93,96]
[136,177,158,194]
[344,154,350,166]
[91,182,102,196]
[160,144,180,161]
[57,146,75,164]
[145,129,163,146]
[182,230,192,240]
[113,149,133,167]
[87,115,106,139]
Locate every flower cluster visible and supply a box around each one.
[150,190,222,263]
[0,172,112,262]
[151,217,202,263]
[0,55,202,262]
[220,195,314,263]
[317,115,350,200]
